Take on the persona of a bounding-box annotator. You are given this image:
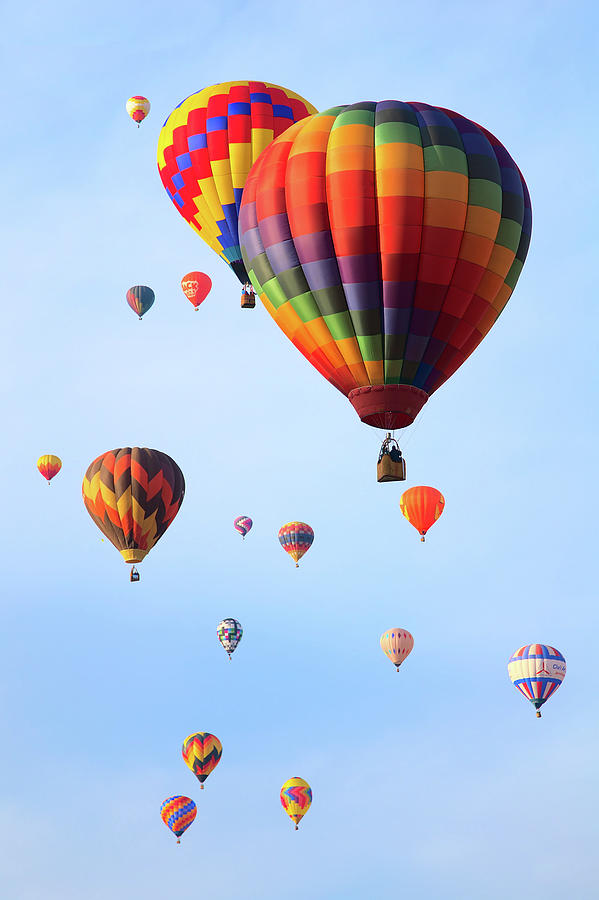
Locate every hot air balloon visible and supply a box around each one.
[280,777,312,831]
[239,101,531,469]
[157,81,317,289]
[217,618,243,659]
[126,285,155,319]
[160,795,196,843]
[181,271,212,310]
[508,644,566,718]
[182,733,222,788]
[380,628,414,671]
[278,522,314,567]
[234,515,252,539]
[400,486,445,541]
[37,454,62,484]
[126,96,150,127]
[82,448,185,577]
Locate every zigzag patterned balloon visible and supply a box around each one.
[280,777,312,830]
[82,447,185,565]
[160,795,196,843]
[182,732,222,787]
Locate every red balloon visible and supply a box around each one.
[181,272,212,310]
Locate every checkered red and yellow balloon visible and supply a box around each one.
[157,81,316,284]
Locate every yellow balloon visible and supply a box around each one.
[280,777,312,830]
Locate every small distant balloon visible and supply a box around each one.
[181,271,212,310]
[280,777,312,831]
[160,795,196,843]
[400,486,445,542]
[278,522,314,567]
[182,733,222,788]
[37,454,62,484]
[234,516,252,539]
[126,96,150,126]
[217,618,243,659]
[126,285,154,319]
[380,629,414,671]
[508,644,566,718]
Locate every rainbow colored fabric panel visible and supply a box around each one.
[157,82,316,283]
[508,644,566,709]
[160,795,196,838]
[239,100,531,397]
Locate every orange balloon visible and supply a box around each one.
[399,486,445,542]
[380,628,414,671]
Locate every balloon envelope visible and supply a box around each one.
[400,486,445,540]
[217,618,243,657]
[82,447,185,564]
[126,285,154,318]
[239,101,531,430]
[508,644,566,716]
[278,522,314,566]
[157,81,317,284]
[280,777,312,829]
[181,271,212,309]
[234,515,252,537]
[37,454,62,482]
[380,628,414,669]
[126,95,150,125]
[182,732,222,786]
[160,795,196,841]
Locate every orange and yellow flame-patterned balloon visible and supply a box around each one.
[37,454,62,483]
[399,486,445,541]
[182,732,222,788]
[280,777,312,830]
[380,628,414,670]
[82,447,185,565]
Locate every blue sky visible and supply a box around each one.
[1,1,598,896]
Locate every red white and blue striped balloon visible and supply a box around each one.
[508,644,566,718]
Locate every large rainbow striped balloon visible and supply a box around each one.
[239,100,531,431]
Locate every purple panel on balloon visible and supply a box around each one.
[240,226,265,263]
[294,230,336,265]
[382,282,417,308]
[384,307,412,335]
[343,281,381,311]
[259,213,291,249]
[266,238,301,275]
[302,258,342,291]
[337,253,379,283]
